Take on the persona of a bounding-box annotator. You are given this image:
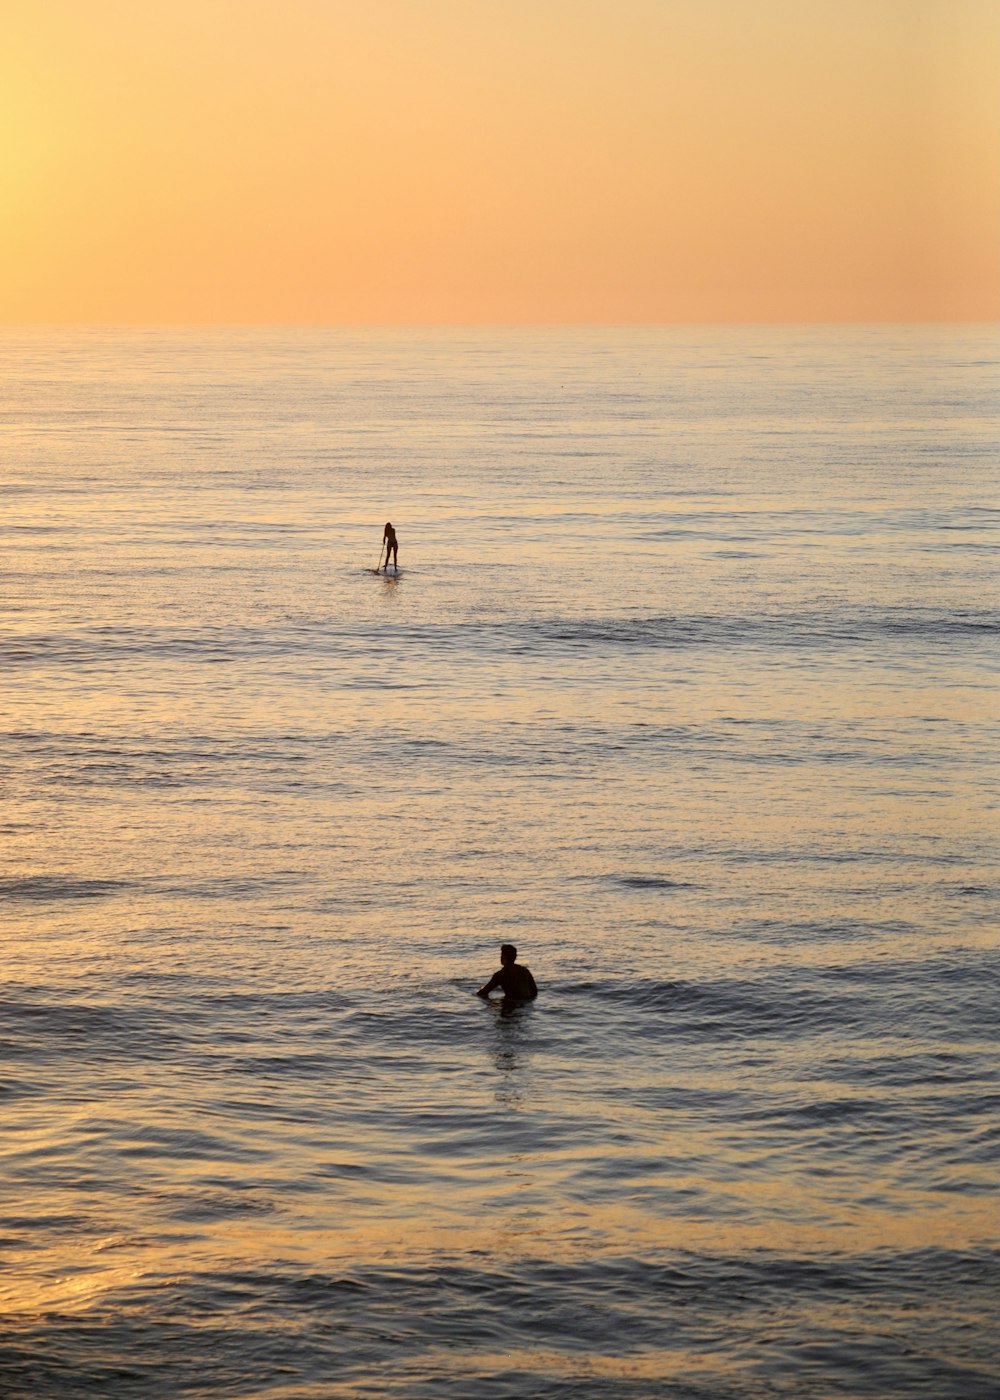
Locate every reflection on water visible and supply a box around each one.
[0,326,996,1398]
[487,998,534,1109]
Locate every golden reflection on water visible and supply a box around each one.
[0,1242,139,1316]
[7,1189,996,1324]
[2,329,996,1391]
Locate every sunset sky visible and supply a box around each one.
[3,0,997,323]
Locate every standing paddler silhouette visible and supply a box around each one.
[382,521,398,571]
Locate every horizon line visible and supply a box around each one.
[2,318,997,331]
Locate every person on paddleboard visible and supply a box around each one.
[477,944,538,1001]
[382,521,398,570]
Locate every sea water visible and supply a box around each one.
[1,326,997,1398]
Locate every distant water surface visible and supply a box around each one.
[1,326,997,1397]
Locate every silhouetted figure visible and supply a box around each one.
[383,521,398,570]
[477,944,537,1001]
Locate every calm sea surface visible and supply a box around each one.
[1,326,997,1398]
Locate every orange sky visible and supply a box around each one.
[2,0,997,323]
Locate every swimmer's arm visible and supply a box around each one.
[477,971,502,998]
[524,969,538,998]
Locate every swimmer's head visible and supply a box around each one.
[500,944,517,964]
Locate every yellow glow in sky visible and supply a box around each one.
[2,0,997,323]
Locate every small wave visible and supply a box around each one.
[613,875,696,891]
[567,975,863,1041]
[0,876,129,902]
[0,1247,995,1398]
[3,603,996,671]
[519,606,1000,653]
[0,995,189,1068]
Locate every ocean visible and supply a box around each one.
[1,325,997,1397]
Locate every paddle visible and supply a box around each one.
[374,542,385,572]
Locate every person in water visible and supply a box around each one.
[382,521,398,570]
[477,944,538,1001]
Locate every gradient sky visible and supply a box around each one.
[3,0,997,323]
